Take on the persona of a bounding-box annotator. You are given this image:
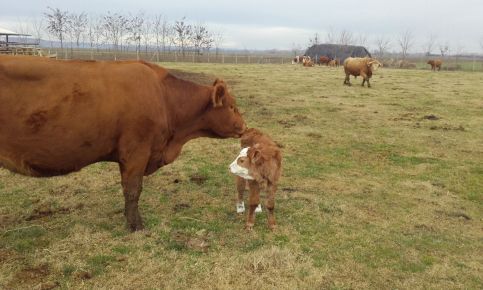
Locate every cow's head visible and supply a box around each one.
[204,79,246,138]
[368,59,382,71]
[427,60,433,65]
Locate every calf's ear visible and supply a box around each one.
[212,79,226,108]
[249,148,262,164]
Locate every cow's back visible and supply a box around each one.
[0,56,167,176]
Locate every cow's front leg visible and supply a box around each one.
[119,146,151,232]
[245,180,260,231]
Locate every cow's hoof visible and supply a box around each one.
[268,223,276,231]
[245,223,254,231]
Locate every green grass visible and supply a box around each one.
[1,63,482,289]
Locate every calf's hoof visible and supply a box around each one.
[245,223,254,231]
[128,221,145,232]
[268,223,277,231]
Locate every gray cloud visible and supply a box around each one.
[1,0,482,52]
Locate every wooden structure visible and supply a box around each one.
[305,44,371,62]
[0,27,43,56]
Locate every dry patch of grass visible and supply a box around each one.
[1,63,482,289]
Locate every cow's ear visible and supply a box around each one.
[211,80,226,108]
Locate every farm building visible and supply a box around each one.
[305,44,371,61]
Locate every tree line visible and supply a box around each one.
[42,7,223,58]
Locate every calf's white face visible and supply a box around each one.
[229,147,254,180]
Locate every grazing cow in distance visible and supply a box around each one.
[328,59,340,67]
[292,55,308,64]
[343,57,382,88]
[230,128,282,231]
[397,60,417,69]
[318,56,331,66]
[0,55,247,231]
[427,59,443,71]
[303,59,315,67]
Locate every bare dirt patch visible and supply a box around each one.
[189,174,208,185]
[8,263,55,289]
[25,202,84,221]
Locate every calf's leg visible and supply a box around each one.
[265,183,277,230]
[236,176,246,213]
[245,181,260,231]
[236,176,246,204]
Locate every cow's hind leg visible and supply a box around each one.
[119,145,151,232]
[361,78,366,87]
[245,180,260,231]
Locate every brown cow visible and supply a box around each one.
[0,55,246,231]
[427,59,442,71]
[343,57,382,88]
[318,56,330,66]
[230,128,282,231]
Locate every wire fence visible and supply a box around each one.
[15,47,483,72]
[49,48,294,65]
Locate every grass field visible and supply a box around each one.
[1,63,482,289]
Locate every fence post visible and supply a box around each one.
[222,54,224,64]
[235,55,238,64]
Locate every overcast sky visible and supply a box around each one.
[1,0,482,53]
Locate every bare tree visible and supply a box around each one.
[291,42,301,57]
[153,14,164,60]
[173,17,192,56]
[87,16,103,51]
[68,12,88,48]
[325,27,336,43]
[102,12,128,59]
[423,33,437,56]
[44,7,69,49]
[439,42,449,57]
[141,15,152,54]
[375,36,391,58]
[31,17,44,44]
[191,23,213,55]
[308,33,320,46]
[127,12,144,56]
[338,30,354,46]
[398,30,413,60]
[213,31,224,57]
[357,34,368,48]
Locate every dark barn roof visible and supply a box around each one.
[305,44,371,61]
